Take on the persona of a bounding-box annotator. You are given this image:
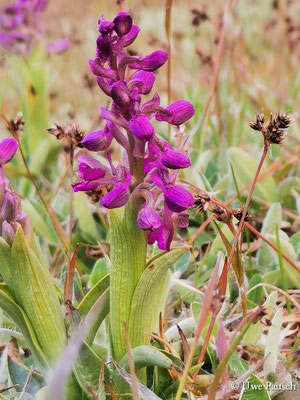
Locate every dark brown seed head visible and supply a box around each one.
[192,192,211,215]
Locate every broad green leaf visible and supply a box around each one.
[84,288,109,346]
[21,47,49,155]
[109,205,147,362]
[165,317,196,342]
[290,232,300,256]
[10,227,66,364]
[73,192,98,242]
[128,247,190,350]
[278,177,300,209]
[257,203,282,268]
[244,292,277,345]
[263,309,283,378]
[0,237,13,293]
[90,259,108,288]
[77,274,110,315]
[0,284,47,368]
[120,345,173,371]
[228,147,278,202]
[73,341,103,395]
[7,357,44,395]
[240,375,270,400]
[0,328,27,348]
[228,350,250,377]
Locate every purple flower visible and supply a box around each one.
[130,115,155,142]
[137,207,162,231]
[113,12,132,37]
[165,185,194,213]
[161,148,191,169]
[80,128,113,152]
[101,168,131,209]
[47,39,71,54]
[111,81,131,109]
[156,100,195,125]
[129,50,168,72]
[0,138,18,165]
[74,11,195,250]
[129,71,156,95]
[77,156,106,181]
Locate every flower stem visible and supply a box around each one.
[226,140,270,315]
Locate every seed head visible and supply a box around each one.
[250,112,292,145]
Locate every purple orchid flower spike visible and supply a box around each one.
[74,11,195,250]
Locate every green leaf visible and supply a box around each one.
[228,351,250,377]
[7,357,44,396]
[21,47,49,155]
[263,309,283,378]
[247,274,264,307]
[268,234,300,288]
[0,284,47,368]
[10,227,66,364]
[119,345,173,372]
[77,274,110,315]
[240,375,270,400]
[228,147,278,202]
[290,232,300,256]
[22,199,58,244]
[128,247,190,350]
[109,205,147,361]
[257,203,282,268]
[90,259,108,288]
[0,237,14,293]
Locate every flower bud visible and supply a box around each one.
[161,149,191,169]
[0,191,17,221]
[0,138,18,165]
[129,50,168,72]
[156,100,195,125]
[96,34,112,58]
[129,71,156,95]
[111,80,131,109]
[1,220,16,245]
[98,17,114,34]
[130,115,154,142]
[137,207,162,231]
[165,186,194,212]
[113,12,132,37]
[80,129,113,152]
[101,185,129,208]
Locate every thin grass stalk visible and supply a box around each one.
[275,225,291,314]
[226,141,270,314]
[175,256,221,400]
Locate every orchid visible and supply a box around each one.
[74,11,195,250]
[0,0,70,55]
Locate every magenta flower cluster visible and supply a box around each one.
[0,137,29,244]
[74,12,195,250]
[0,0,70,55]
